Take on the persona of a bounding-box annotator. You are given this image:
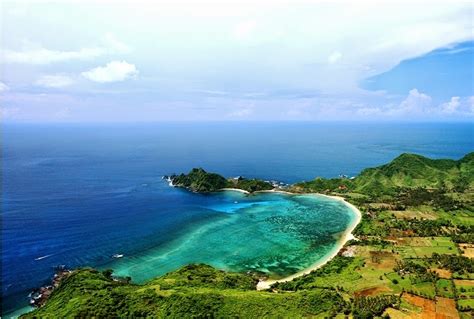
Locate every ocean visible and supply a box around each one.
[2,122,473,316]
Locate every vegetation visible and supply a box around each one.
[294,152,474,200]
[170,168,228,192]
[23,265,347,318]
[25,152,474,318]
[170,168,273,193]
[227,177,274,192]
[353,295,399,319]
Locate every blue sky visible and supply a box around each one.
[1,0,473,122]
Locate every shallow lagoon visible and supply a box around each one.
[107,191,357,282]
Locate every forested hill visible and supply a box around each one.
[293,152,474,197]
[169,168,274,193]
[355,152,473,194]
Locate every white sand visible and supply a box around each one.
[219,188,250,194]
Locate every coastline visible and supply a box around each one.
[255,191,362,290]
[184,186,362,290]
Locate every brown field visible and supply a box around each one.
[396,237,431,246]
[402,293,459,319]
[430,268,452,279]
[355,285,392,297]
[458,243,474,258]
[392,210,437,220]
[384,307,415,319]
[436,297,459,319]
[454,279,474,287]
[366,250,398,270]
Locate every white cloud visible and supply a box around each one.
[328,51,342,64]
[4,47,104,65]
[354,91,474,120]
[0,82,9,92]
[3,33,129,65]
[440,96,460,113]
[232,20,257,40]
[82,61,138,83]
[396,88,432,115]
[35,75,74,88]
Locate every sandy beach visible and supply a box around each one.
[256,192,362,290]
[219,188,251,194]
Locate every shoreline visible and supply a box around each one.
[192,186,362,290]
[253,191,362,290]
[219,187,250,194]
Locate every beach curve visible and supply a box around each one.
[255,192,362,290]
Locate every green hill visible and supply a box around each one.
[355,153,473,193]
[171,168,273,193]
[170,168,228,192]
[294,152,474,197]
[22,265,346,318]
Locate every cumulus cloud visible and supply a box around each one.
[440,96,460,113]
[35,75,74,88]
[397,88,432,115]
[81,61,138,83]
[0,81,9,92]
[354,90,474,120]
[3,33,129,65]
[438,96,474,115]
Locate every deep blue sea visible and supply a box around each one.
[2,122,473,316]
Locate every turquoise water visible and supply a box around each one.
[107,191,356,282]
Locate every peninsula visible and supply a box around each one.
[22,152,474,319]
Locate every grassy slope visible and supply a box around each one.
[355,152,474,194]
[294,152,474,197]
[23,265,346,318]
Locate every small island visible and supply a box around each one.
[168,168,274,193]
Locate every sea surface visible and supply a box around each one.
[2,122,473,316]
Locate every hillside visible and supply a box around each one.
[355,152,474,194]
[170,168,228,192]
[22,265,346,318]
[170,168,273,193]
[294,152,474,198]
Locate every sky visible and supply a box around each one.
[0,0,473,122]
